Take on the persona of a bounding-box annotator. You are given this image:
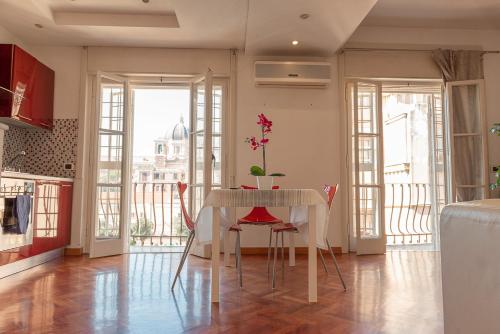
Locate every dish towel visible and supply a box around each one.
[13,195,31,234]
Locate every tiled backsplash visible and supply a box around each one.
[3,119,78,178]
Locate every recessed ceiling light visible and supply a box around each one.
[300,13,310,20]
[292,40,299,46]
[34,23,43,28]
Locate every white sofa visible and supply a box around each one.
[440,199,500,334]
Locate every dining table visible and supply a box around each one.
[194,188,329,303]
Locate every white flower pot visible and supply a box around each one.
[256,176,274,190]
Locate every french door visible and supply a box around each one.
[190,71,213,217]
[189,70,228,258]
[89,72,131,258]
[89,70,225,257]
[446,79,489,202]
[347,80,386,255]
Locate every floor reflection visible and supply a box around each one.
[89,253,212,333]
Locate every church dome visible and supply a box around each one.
[170,116,188,141]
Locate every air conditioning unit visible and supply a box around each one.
[254,61,331,87]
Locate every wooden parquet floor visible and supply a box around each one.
[0,251,443,334]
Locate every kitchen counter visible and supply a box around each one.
[1,171,74,183]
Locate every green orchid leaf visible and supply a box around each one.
[250,165,265,176]
[269,173,285,177]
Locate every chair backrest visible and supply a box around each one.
[323,184,339,211]
[240,185,280,190]
[177,182,195,231]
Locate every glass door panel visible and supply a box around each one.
[191,80,208,217]
[211,84,224,188]
[348,81,386,254]
[190,74,226,218]
[447,80,489,202]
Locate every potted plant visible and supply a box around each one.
[490,123,500,190]
[245,113,285,189]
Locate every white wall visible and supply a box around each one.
[87,47,231,75]
[235,55,345,249]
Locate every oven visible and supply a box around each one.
[0,177,34,252]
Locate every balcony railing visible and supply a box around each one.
[128,182,432,247]
[130,182,188,247]
[385,183,433,245]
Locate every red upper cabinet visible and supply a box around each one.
[32,61,55,129]
[0,44,54,129]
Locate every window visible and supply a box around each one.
[156,144,163,155]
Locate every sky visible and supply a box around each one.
[132,88,190,161]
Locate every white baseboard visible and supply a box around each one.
[0,248,64,279]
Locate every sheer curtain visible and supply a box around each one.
[432,50,487,202]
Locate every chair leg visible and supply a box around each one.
[318,248,329,274]
[235,232,239,270]
[326,238,347,291]
[236,231,243,288]
[267,227,273,276]
[174,232,194,281]
[281,232,285,278]
[171,231,195,290]
[272,232,278,289]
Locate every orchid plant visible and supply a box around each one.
[490,123,500,189]
[245,113,285,177]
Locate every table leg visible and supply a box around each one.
[288,233,295,267]
[223,230,231,267]
[211,207,220,303]
[308,205,317,303]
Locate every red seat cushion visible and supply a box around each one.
[237,207,282,225]
[238,186,282,225]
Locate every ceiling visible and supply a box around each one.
[362,0,500,30]
[0,0,248,49]
[244,0,377,56]
[0,0,377,55]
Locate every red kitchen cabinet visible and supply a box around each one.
[29,180,72,254]
[0,44,54,129]
[57,182,73,246]
[0,179,73,267]
[32,61,54,129]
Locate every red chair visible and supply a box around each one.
[270,184,346,290]
[171,182,243,289]
[238,185,283,274]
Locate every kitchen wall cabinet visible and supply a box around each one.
[0,44,54,130]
